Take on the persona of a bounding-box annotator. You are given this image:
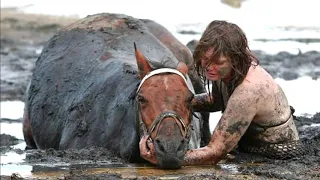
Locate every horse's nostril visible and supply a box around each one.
[177,139,186,152]
[155,139,165,152]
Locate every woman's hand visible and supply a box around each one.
[139,135,158,165]
[183,146,217,166]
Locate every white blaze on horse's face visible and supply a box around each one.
[135,43,193,169]
[164,76,169,90]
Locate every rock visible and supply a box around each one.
[296,112,320,140]
[0,134,21,146]
[280,70,299,81]
[186,39,199,54]
[0,118,22,123]
[221,0,245,8]
[254,38,320,44]
[177,30,200,35]
[295,112,320,128]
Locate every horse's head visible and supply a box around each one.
[134,43,194,169]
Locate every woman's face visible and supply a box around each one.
[200,47,232,81]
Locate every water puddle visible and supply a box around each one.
[1,164,33,177]
[1,152,241,178]
[2,162,241,179]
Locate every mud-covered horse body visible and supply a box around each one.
[23,13,209,165]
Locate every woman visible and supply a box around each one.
[140,20,303,165]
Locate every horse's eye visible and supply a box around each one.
[137,95,147,103]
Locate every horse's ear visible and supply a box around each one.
[134,43,152,79]
[176,61,188,77]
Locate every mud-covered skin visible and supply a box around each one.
[191,93,222,112]
[22,13,207,163]
[185,65,301,165]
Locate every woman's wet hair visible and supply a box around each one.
[193,20,259,94]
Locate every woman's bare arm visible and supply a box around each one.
[192,81,224,112]
[191,93,217,112]
[184,85,258,165]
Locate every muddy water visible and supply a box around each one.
[0,120,243,179]
[0,123,254,179]
[0,131,242,179]
[17,163,241,179]
[1,125,319,180]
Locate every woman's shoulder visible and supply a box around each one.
[235,66,281,101]
[244,65,275,86]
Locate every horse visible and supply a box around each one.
[22,13,210,169]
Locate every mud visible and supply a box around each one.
[1,113,319,180]
[24,147,125,164]
[0,134,24,155]
[0,8,78,101]
[0,134,23,146]
[1,8,319,180]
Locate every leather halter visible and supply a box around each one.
[136,68,193,139]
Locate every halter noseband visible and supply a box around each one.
[136,68,193,139]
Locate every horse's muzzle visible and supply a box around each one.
[154,138,188,169]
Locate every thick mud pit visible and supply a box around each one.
[1,113,319,180]
[1,8,319,180]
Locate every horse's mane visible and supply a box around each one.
[129,80,141,102]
